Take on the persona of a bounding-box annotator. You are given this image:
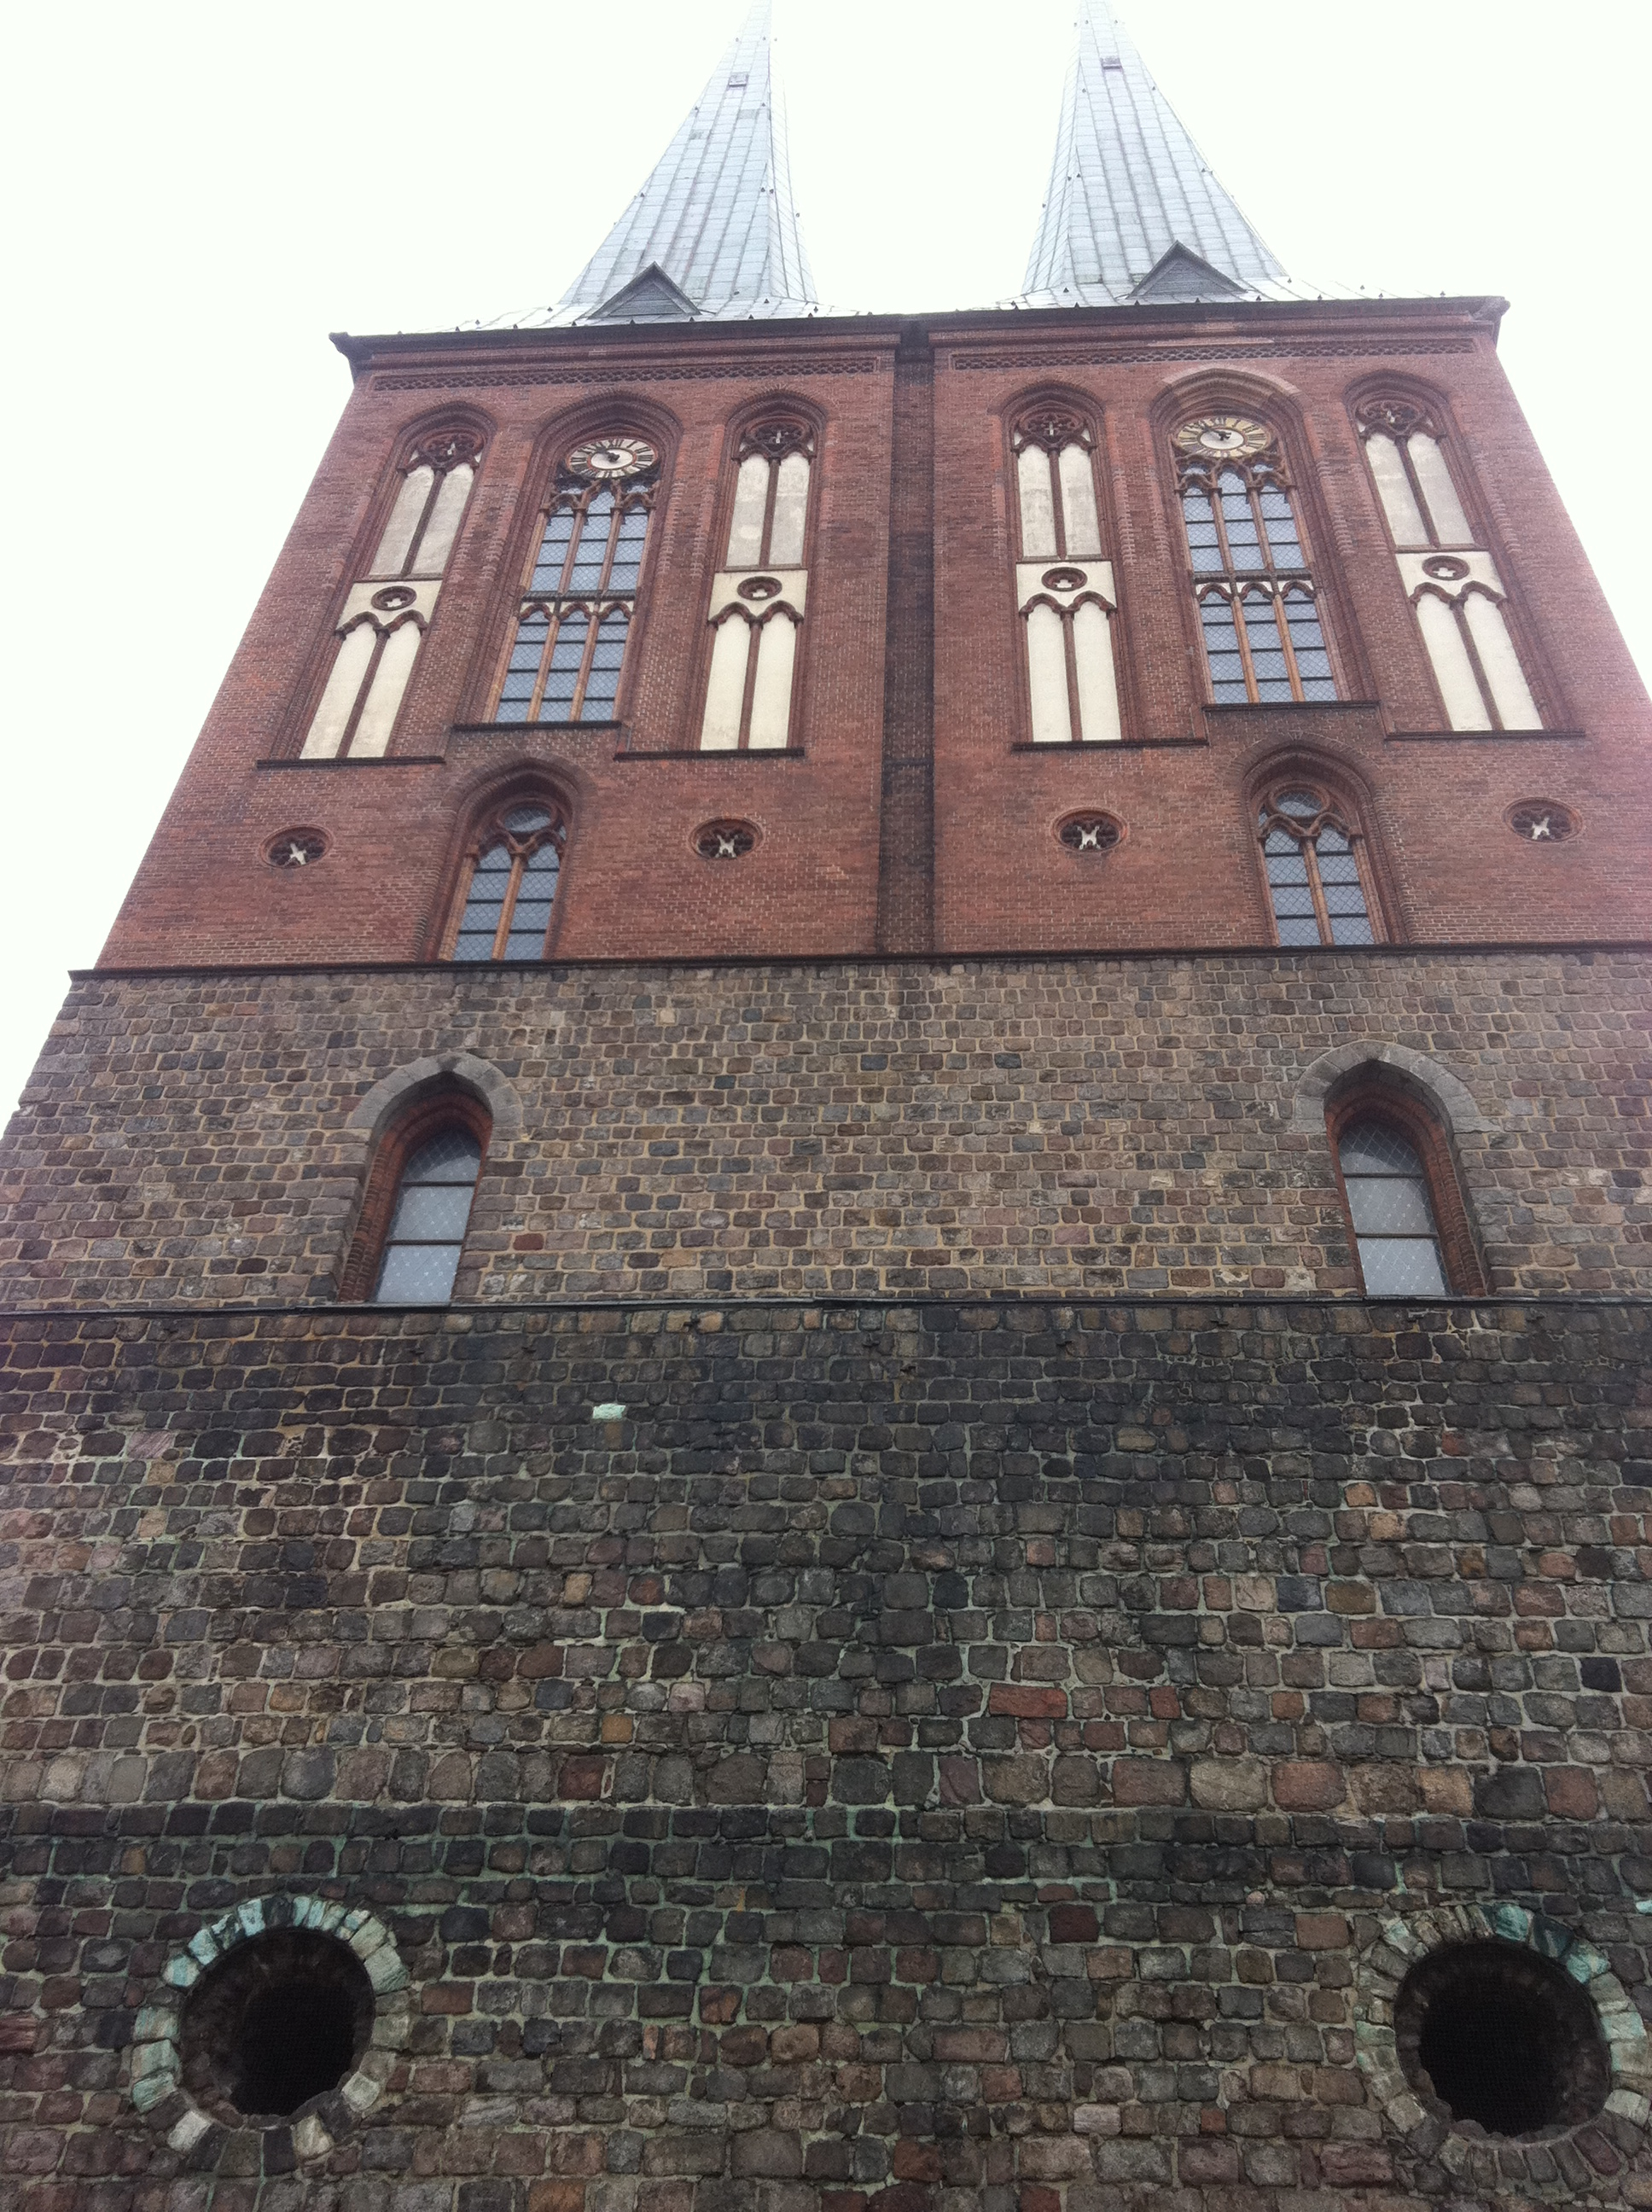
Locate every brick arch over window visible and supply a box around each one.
[434,779,576,963]
[1004,387,1123,744]
[697,396,824,753]
[1245,754,1393,946]
[338,1074,496,1304]
[298,414,490,762]
[1321,1064,1488,1296]
[486,406,676,728]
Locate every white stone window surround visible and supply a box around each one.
[1358,401,1543,732]
[130,1895,412,2165]
[301,430,482,761]
[699,420,814,753]
[1354,1902,1650,2190]
[1011,407,1123,743]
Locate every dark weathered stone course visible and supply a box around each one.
[1,1300,1649,2206]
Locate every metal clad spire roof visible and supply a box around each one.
[541,1,817,325]
[1019,0,1300,307]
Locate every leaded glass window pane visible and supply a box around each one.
[581,610,629,719]
[567,491,614,591]
[608,504,650,592]
[502,844,560,958]
[1243,597,1293,701]
[539,613,590,721]
[1199,596,1248,704]
[372,1128,482,1306]
[531,506,577,592]
[454,842,512,960]
[1219,472,1264,569]
[1338,1121,1448,1296]
[1177,427,1336,705]
[1257,486,1304,568]
[497,610,549,723]
[1183,488,1223,573]
[1283,593,1336,701]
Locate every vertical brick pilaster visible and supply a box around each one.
[876,325,935,952]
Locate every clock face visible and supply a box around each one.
[1175,413,1271,458]
[567,435,657,480]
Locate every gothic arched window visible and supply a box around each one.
[1175,413,1337,707]
[1258,784,1377,946]
[449,801,566,961]
[1327,1080,1485,1297]
[1356,397,1543,732]
[700,417,814,751]
[497,434,659,725]
[302,424,484,760]
[339,1088,492,1306]
[372,1127,484,1304]
[1011,405,1121,743]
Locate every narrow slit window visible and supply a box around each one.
[497,435,658,725]
[1337,1121,1449,1296]
[372,1128,483,1305]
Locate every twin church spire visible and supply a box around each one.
[532,0,1292,329]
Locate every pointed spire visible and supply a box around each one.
[1019,0,1301,308]
[542,1,817,326]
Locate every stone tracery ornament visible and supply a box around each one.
[408,426,485,472]
[1058,811,1123,853]
[1507,799,1579,843]
[268,830,328,868]
[1174,412,1272,459]
[565,434,659,481]
[1356,396,1435,442]
[695,818,757,859]
[1014,407,1092,453]
[740,417,814,462]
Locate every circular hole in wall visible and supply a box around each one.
[180,1930,373,2122]
[1506,799,1579,844]
[1395,1941,1608,2137]
[1056,811,1124,854]
[267,829,329,870]
[695,818,758,859]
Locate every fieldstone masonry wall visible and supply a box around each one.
[2,948,1649,1308]
[2,1295,1651,2210]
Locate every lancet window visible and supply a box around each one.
[339,1086,492,1307]
[1011,405,1121,743]
[1175,414,1336,707]
[1356,397,1542,732]
[448,801,567,961]
[497,435,659,725]
[700,418,813,751]
[1258,784,1377,946]
[301,425,483,760]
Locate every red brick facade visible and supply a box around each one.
[97,300,1652,975]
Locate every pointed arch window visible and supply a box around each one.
[1357,398,1542,732]
[1175,414,1337,707]
[302,425,483,760]
[339,1088,492,1306]
[1011,406,1121,743]
[497,435,659,725]
[1327,1081,1486,1298]
[1258,785,1378,946]
[448,802,567,961]
[700,418,813,751]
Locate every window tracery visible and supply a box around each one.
[302,425,484,760]
[449,801,566,961]
[1257,785,1377,946]
[1174,415,1336,707]
[700,417,813,751]
[497,435,659,725]
[1011,406,1121,743]
[1356,395,1542,731]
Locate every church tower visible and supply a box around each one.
[3,6,1649,2206]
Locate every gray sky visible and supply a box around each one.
[2,0,1647,1125]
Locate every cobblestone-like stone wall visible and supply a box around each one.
[3,948,1649,1307]
[2,1296,1650,2210]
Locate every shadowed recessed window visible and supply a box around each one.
[373,1128,483,1304]
[1337,1121,1449,1295]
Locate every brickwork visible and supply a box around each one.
[92,303,1652,976]
[1,1296,1650,2210]
[2,947,1649,1309]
